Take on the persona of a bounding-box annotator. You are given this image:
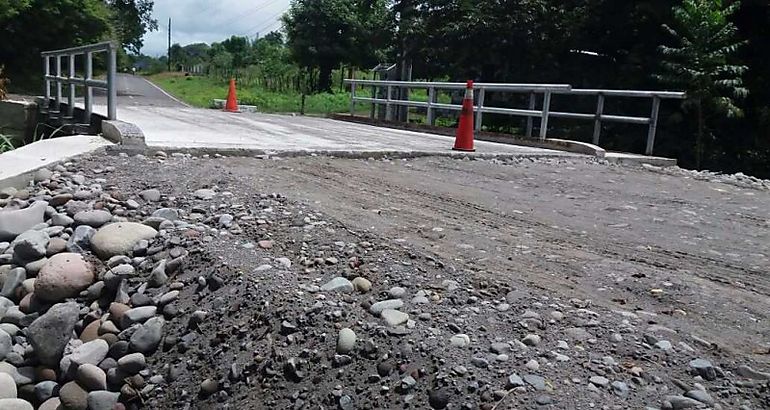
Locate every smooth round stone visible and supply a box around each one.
[73,210,112,228]
[90,223,158,259]
[117,353,146,375]
[388,286,407,298]
[34,253,94,302]
[0,398,33,410]
[336,328,357,354]
[450,334,471,348]
[0,330,11,361]
[59,381,88,410]
[351,277,371,293]
[79,320,101,343]
[0,372,17,399]
[200,378,218,395]
[87,390,120,410]
[76,364,106,391]
[38,397,61,410]
[33,380,58,403]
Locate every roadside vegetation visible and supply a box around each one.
[147,72,354,115]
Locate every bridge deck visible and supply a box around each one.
[91,74,578,156]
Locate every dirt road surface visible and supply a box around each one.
[72,152,770,409]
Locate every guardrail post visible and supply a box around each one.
[370,84,376,119]
[385,85,393,121]
[539,91,552,140]
[592,93,605,145]
[55,56,62,115]
[43,56,50,107]
[107,43,117,120]
[349,80,356,116]
[427,87,435,126]
[526,92,536,138]
[645,96,661,155]
[67,54,76,119]
[84,51,93,123]
[475,87,485,132]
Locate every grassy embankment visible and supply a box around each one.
[146,72,453,120]
[147,72,357,115]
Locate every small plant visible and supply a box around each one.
[0,133,15,153]
[0,65,9,100]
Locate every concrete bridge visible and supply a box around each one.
[97,74,571,156]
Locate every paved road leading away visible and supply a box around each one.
[95,74,576,156]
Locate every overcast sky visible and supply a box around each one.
[142,0,292,56]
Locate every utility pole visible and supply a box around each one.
[167,18,172,72]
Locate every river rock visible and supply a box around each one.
[76,363,106,391]
[73,210,112,228]
[370,299,404,315]
[121,306,156,328]
[0,372,16,399]
[60,339,109,375]
[27,302,80,366]
[34,253,94,302]
[0,399,33,410]
[0,268,25,299]
[90,222,158,259]
[66,225,96,253]
[59,381,88,410]
[0,201,47,241]
[129,317,164,353]
[320,277,353,293]
[337,328,357,354]
[87,391,119,410]
[139,189,161,202]
[11,230,49,263]
[117,352,146,374]
[0,330,11,361]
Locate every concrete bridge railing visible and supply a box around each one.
[345,79,686,156]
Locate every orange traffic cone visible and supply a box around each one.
[224,78,239,113]
[452,80,475,152]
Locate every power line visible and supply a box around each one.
[237,7,289,37]
[213,0,284,33]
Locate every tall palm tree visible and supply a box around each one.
[657,0,748,168]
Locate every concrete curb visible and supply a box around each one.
[605,153,677,167]
[0,136,113,189]
[329,114,607,157]
[101,120,147,147]
[106,145,578,161]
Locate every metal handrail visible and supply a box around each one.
[344,79,686,155]
[41,41,118,121]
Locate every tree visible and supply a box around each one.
[0,0,31,20]
[282,0,391,92]
[0,0,112,88]
[106,0,158,54]
[657,0,748,168]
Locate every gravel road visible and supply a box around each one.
[1,151,767,410]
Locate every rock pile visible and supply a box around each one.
[0,161,191,409]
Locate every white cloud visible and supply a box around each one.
[141,0,291,56]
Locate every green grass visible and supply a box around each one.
[147,73,359,115]
[147,72,455,117]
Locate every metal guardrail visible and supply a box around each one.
[344,79,686,155]
[41,41,118,121]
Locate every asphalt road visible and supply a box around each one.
[94,73,187,108]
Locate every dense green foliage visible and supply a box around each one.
[657,0,748,168]
[0,0,156,87]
